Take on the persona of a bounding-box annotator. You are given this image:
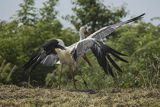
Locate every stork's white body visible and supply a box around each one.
[55,49,74,65]
[55,48,77,89]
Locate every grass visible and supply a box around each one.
[0,85,159,107]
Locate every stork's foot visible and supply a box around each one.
[87,89,96,94]
[57,86,61,90]
[111,87,121,93]
[57,79,62,90]
[73,81,77,90]
[83,80,88,89]
[27,74,33,88]
[27,82,33,88]
[27,79,33,88]
[68,89,96,94]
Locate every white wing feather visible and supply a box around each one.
[75,38,100,60]
[41,54,58,66]
[88,26,115,40]
[88,13,145,40]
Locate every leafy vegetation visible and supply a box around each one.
[106,22,160,88]
[66,0,127,32]
[0,0,159,90]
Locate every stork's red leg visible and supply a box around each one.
[83,54,92,67]
[58,64,63,89]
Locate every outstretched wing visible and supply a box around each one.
[23,50,47,71]
[91,41,128,77]
[91,44,115,77]
[88,13,145,40]
[72,38,128,77]
[23,39,65,71]
[72,38,98,61]
[40,54,59,66]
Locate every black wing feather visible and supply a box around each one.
[91,45,115,77]
[23,39,65,71]
[107,54,122,72]
[23,52,41,71]
[110,52,128,63]
[105,45,127,56]
[106,58,114,77]
[23,50,46,71]
[91,40,128,77]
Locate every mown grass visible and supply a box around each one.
[0,85,159,107]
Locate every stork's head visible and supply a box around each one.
[79,25,93,40]
[79,25,88,40]
[56,39,66,50]
[56,39,65,47]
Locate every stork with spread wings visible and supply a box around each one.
[24,13,145,88]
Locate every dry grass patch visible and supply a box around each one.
[0,85,159,107]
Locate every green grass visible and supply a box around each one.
[0,85,159,107]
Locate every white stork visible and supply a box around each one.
[24,13,145,88]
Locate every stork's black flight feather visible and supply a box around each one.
[124,13,145,24]
[23,52,41,71]
[91,44,115,77]
[101,44,128,63]
[91,41,128,77]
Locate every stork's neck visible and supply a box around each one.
[55,49,75,65]
[79,31,86,40]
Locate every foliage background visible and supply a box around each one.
[0,0,159,89]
